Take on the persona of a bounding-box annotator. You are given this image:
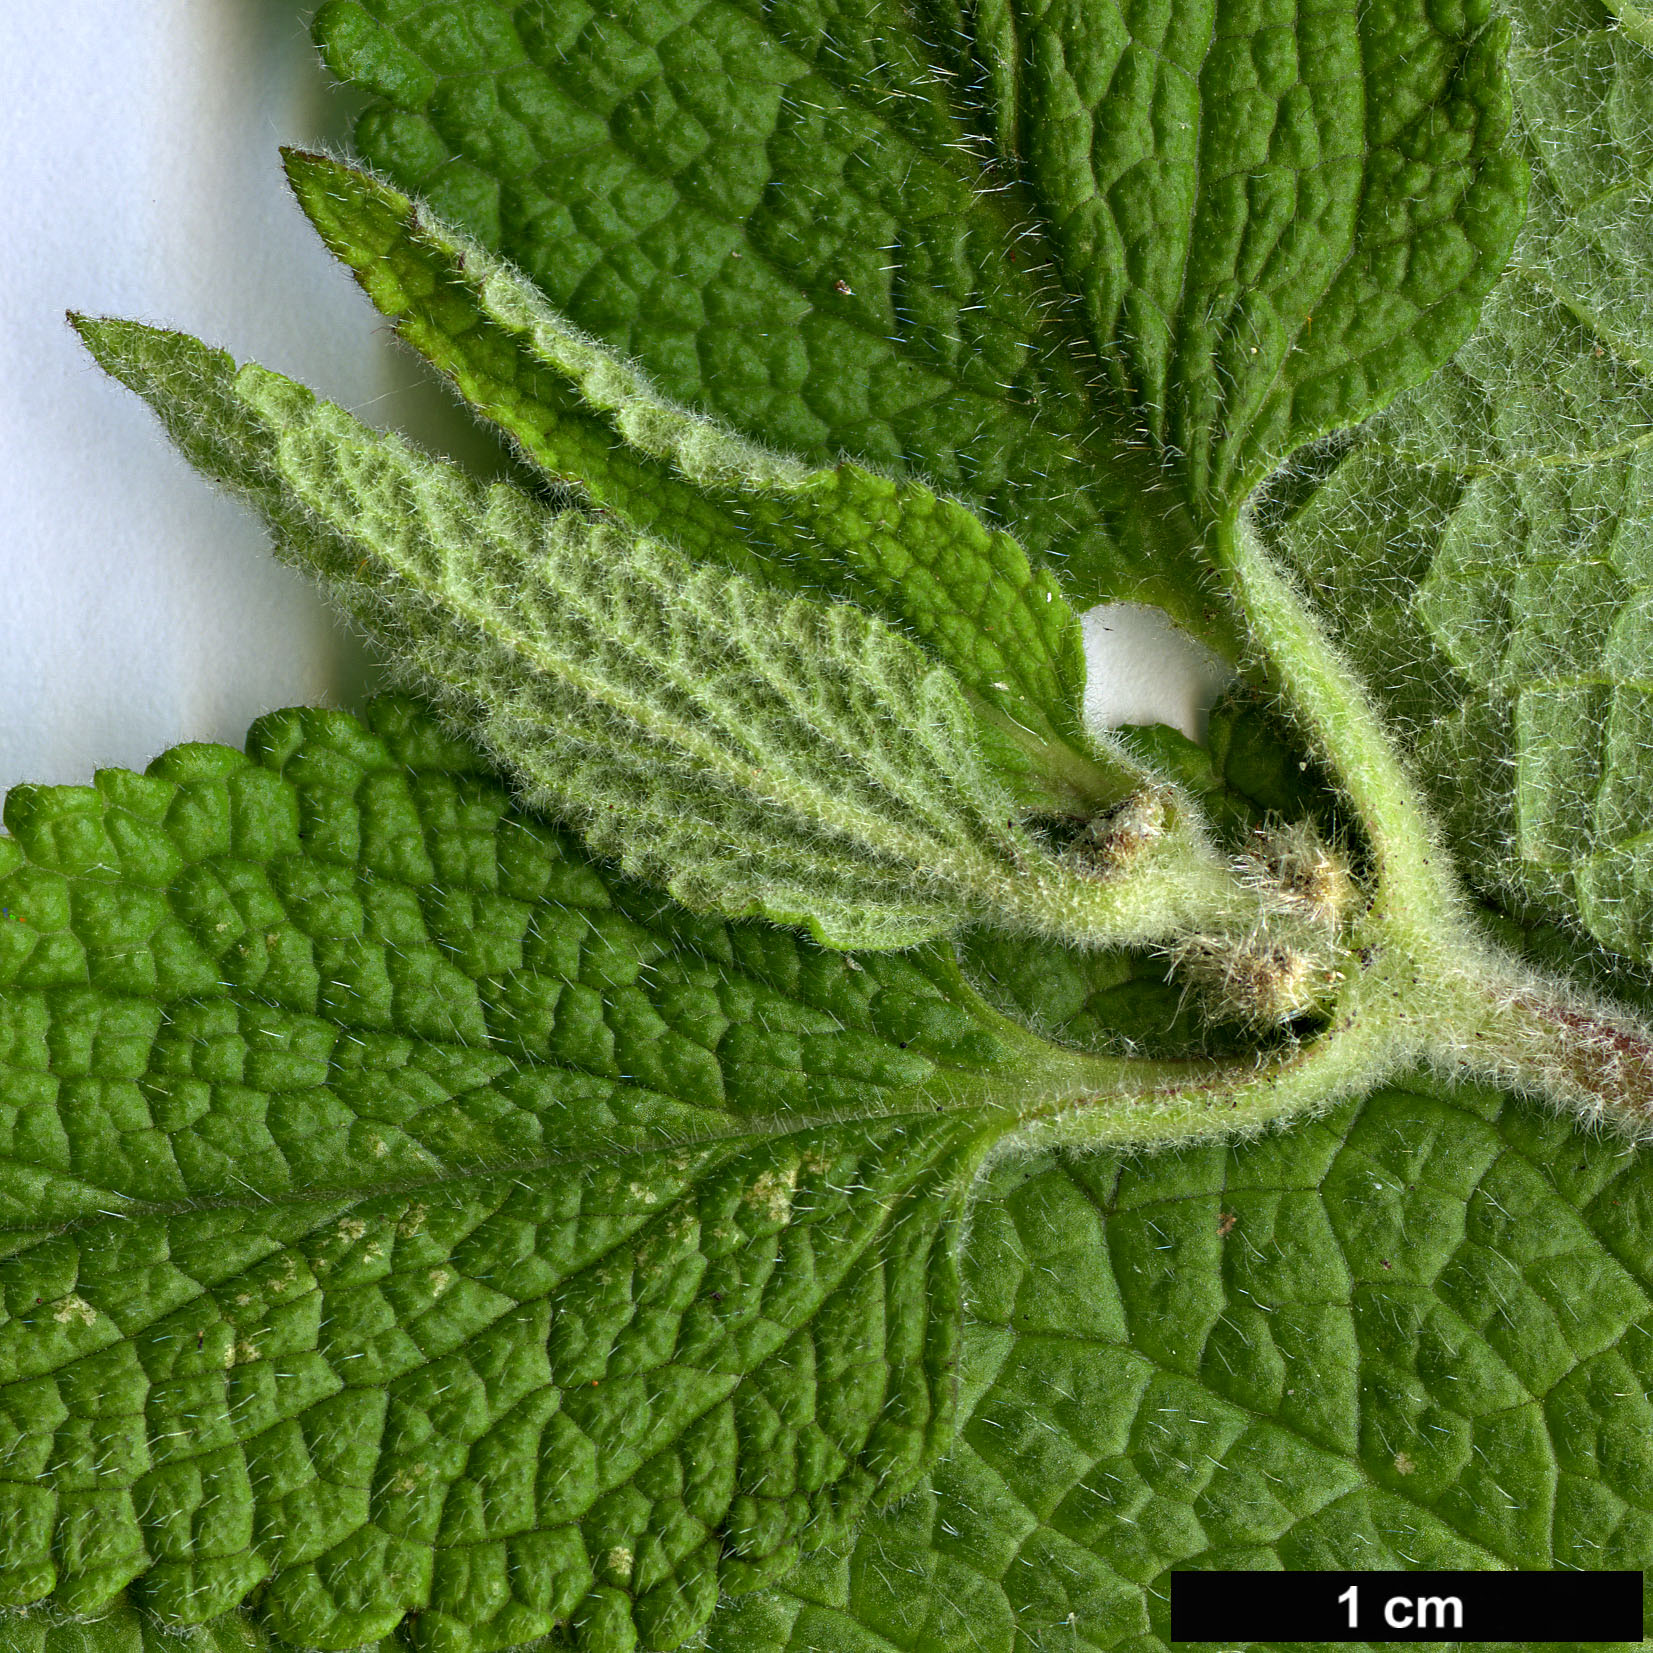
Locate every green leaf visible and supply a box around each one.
[307,0,1225,635]
[1276,4,1653,963]
[709,1068,1653,1652]
[1,1612,279,1653]
[74,315,1209,955]
[0,696,1029,1651]
[281,150,1127,813]
[985,0,1525,509]
[311,0,1525,564]
[35,0,1612,1647]
[15,696,1644,1652]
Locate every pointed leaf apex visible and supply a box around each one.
[71,314,228,391]
[284,151,418,315]
[281,145,395,203]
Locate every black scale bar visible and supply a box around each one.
[1170,1568,1644,1643]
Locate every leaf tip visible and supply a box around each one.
[282,144,349,212]
[278,143,328,176]
[282,148,415,282]
[68,314,234,397]
[68,312,153,377]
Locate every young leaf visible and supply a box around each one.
[311,0,1526,572]
[304,0,1238,640]
[710,1070,1653,1651]
[0,698,1025,1650]
[1276,3,1653,963]
[281,149,1126,813]
[73,317,1240,955]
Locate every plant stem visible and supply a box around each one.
[1012,1016,1399,1153]
[936,983,1395,1155]
[992,808,1263,951]
[1427,960,1653,1132]
[1212,513,1457,922]
[1204,508,1653,1137]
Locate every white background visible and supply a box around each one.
[0,0,1223,802]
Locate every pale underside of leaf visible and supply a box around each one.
[283,149,1107,785]
[78,315,1261,961]
[72,316,1096,954]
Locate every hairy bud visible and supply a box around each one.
[1065,786,1176,877]
[1171,922,1348,1027]
[1242,820,1357,930]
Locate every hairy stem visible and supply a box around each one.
[1213,514,1456,913]
[1012,1015,1399,1153]
[938,973,1395,1155]
[984,808,1267,952]
[1204,507,1653,1136]
[1435,963,1653,1133]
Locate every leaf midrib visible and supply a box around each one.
[0,1101,999,1240]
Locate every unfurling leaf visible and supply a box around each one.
[72,317,1233,954]
[307,0,1232,636]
